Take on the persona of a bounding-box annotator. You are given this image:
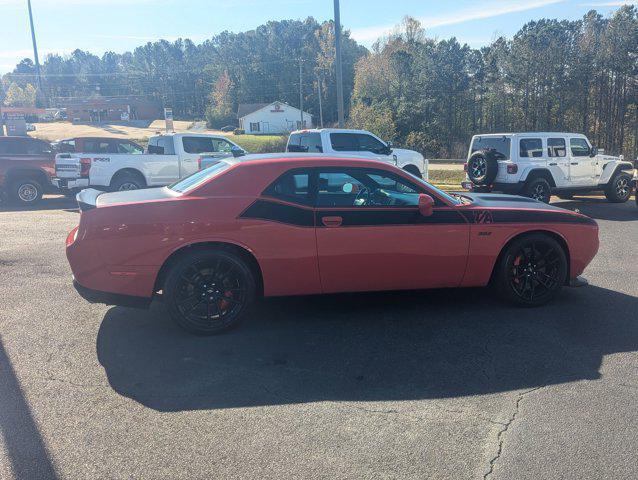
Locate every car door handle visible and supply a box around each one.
[549,162,558,166]
[322,216,343,227]
[571,162,579,165]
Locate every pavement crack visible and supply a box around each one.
[483,386,543,480]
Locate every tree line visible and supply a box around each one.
[2,7,637,159]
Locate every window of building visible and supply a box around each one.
[250,122,260,132]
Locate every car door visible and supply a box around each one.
[568,137,596,186]
[313,167,469,294]
[519,137,548,179]
[546,137,570,187]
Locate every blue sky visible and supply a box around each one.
[0,0,634,73]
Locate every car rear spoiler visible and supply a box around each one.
[76,188,104,212]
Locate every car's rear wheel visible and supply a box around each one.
[523,177,552,203]
[110,172,146,192]
[164,250,256,335]
[10,178,43,206]
[494,234,567,307]
[604,172,632,203]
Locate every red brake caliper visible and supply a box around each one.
[513,255,523,284]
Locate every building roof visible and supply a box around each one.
[237,101,312,119]
[237,103,269,117]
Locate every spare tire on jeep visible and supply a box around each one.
[466,150,499,186]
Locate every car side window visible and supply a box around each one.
[215,139,233,153]
[316,169,420,208]
[84,140,113,154]
[520,138,543,158]
[263,171,311,205]
[356,134,386,154]
[570,138,591,157]
[157,137,175,155]
[547,138,566,157]
[118,142,143,154]
[330,133,359,151]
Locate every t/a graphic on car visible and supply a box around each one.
[463,132,635,203]
[66,155,600,335]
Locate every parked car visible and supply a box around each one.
[53,133,245,193]
[26,123,36,132]
[0,136,56,205]
[462,132,635,203]
[220,125,236,132]
[52,137,144,155]
[66,155,599,335]
[286,128,428,180]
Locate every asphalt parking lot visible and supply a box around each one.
[1,195,637,479]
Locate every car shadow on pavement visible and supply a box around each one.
[96,285,638,412]
[553,197,638,222]
[0,196,77,213]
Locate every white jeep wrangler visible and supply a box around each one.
[462,132,635,203]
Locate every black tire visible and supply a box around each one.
[522,177,552,203]
[164,249,256,335]
[9,178,43,205]
[466,150,499,186]
[403,165,422,179]
[110,172,146,192]
[494,233,567,307]
[604,171,632,203]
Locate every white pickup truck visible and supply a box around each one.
[286,129,428,180]
[53,133,246,192]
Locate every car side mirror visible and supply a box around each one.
[590,147,598,157]
[418,193,434,217]
[231,145,245,158]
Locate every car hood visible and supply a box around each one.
[456,193,597,225]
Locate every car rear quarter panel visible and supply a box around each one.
[460,209,599,287]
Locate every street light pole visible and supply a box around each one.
[333,0,345,128]
[27,0,43,91]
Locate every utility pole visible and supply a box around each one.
[333,0,345,127]
[299,59,304,129]
[317,76,324,128]
[27,0,43,92]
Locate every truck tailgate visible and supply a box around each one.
[55,153,82,179]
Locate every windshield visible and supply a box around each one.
[470,136,511,160]
[168,161,230,193]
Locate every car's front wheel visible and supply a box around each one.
[493,233,567,307]
[604,171,632,203]
[164,249,256,335]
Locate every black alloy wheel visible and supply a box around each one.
[523,177,552,203]
[495,234,567,306]
[164,250,255,335]
[604,172,632,203]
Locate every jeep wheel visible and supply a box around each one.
[10,179,43,206]
[164,250,256,335]
[494,233,567,307]
[523,177,551,203]
[466,150,498,186]
[604,172,632,203]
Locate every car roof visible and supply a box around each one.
[230,153,393,167]
[289,128,377,135]
[473,132,588,138]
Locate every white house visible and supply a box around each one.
[238,101,312,134]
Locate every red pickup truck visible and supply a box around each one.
[0,136,56,205]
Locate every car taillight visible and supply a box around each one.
[80,158,91,177]
[463,163,468,172]
[507,164,518,174]
[66,226,79,246]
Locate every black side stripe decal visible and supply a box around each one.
[240,199,314,227]
[239,199,596,227]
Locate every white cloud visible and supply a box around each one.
[350,0,566,44]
